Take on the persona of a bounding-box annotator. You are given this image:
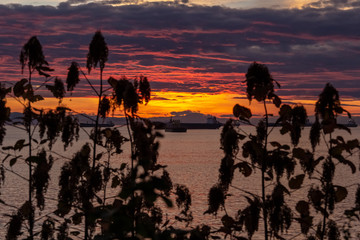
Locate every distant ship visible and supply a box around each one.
[344,119,358,127]
[165,119,187,132]
[80,121,115,128]
[182,116,223,129]
[161,116,222,130]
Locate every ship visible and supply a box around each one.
[344,119,358,127]
[181,116,223,129]
[160,116,223,130]
[165,119,187,132]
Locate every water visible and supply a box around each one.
[0,126,359,239]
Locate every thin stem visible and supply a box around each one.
[124,110,135,239]
[262,100,269,240]
[103,150,111,206]
[321,132,333,240]
[85,67,103,240]
[80,67,99,96]
[2,165,28,181]
[34,76,54,91]
[28,67,34,240]
[92,68,103,169]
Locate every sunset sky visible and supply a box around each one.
[1,0,360,120]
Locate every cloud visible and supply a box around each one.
[0,2,359,102]
[305,0,360,9]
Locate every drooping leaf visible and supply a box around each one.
[41,218,55,240]
[46,77,65,101]
[289,174,305,189]
[310,119,321,151]
[99,96,111,119]
[205,185,225,215]
[139,75,151,104]
[66,62,80,91]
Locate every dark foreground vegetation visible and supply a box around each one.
[0,32,359,240]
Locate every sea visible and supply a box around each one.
[1,126,360,239]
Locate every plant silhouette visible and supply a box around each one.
[206,62,359,240]
[0,31,203,240]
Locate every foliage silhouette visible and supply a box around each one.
[0,31,205,240]
[206,62,359,240]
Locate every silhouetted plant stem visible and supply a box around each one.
[84,65,104,240]
[124,111,136,239]
[92,68,103,169]
[27,68,34,240]
[321,132,332,240]
[262,100,269,240]
[103,151,111,205]
[80,68,99,96]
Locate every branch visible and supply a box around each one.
[34,76,55,91]
[2,165,28,181]
[230,184,260,198]
[79,67,99,96]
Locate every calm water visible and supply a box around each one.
[1,126,359,239]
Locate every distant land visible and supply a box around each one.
[9,111,360,126]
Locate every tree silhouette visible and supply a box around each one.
[206,62,311,239]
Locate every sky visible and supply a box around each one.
[1,0,360,120]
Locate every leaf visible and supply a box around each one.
[309,189,323,206]
[9,157,17,167]
[289,174,305,189]
[108,76,117,88]
[111,176,121,188]
[221,215,235,228]
[334,186,348,203]
[2,146,14,151]
[120,163,127,171]
[14,139,25,151]
[235,162,252,177]
[270,141,281,148]
[28,94,44,103]
[293,148,306,160]
[233,104,252,120]
[13,78,28,97]
[272,94,281,107]
[46,77,65,100]
[296,201,309,215]
[95,153,103,160]
[70,231,80,236]
[71,212,83,225]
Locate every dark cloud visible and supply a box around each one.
[0,2,359,100]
